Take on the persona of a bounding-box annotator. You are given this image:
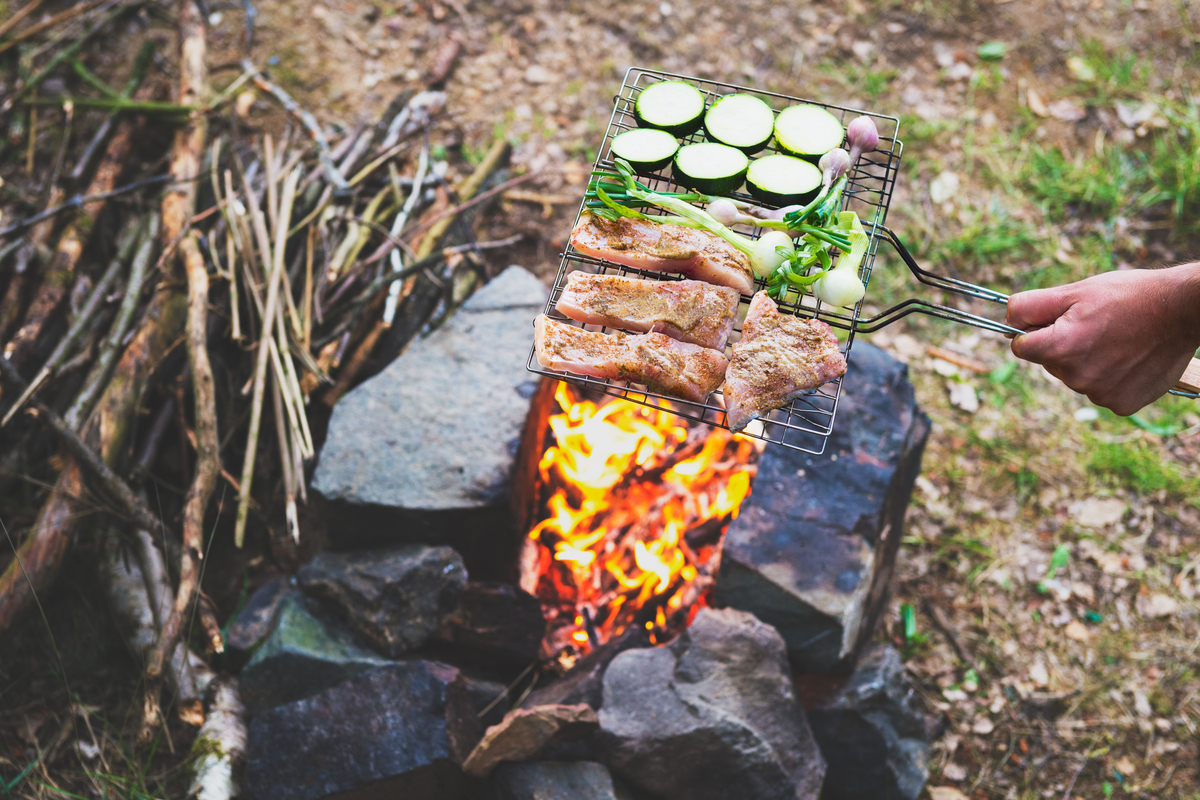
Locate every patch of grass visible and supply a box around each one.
[1024,99,1200,232]
[1073,40,1151,103]
[1086,438,1198,496]
[922,200,1049,275]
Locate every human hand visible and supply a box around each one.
[1005,264,1200,415]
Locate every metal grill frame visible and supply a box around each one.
[526,67,904,454]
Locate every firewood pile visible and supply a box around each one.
[0,0,516,787]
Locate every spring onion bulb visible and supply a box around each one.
[846,116,879,166]
[819,148,851,189]
[811,211,868,308]
[750,231,795,278]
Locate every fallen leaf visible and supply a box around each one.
[1027,86,1049,117]
[930,171,960,204]
[1066,56,1096,82]
[1048,99,1087,121]
[929,789,969,800]
[942,762,968,782]
[1115,755,1137,775]
[1029,660,1050,687]
[949,382,979,413]
[973,717,995,735]
[524,65,553,84]
[1075,497,1126,528]
[1135,593,1177,619]
[1064,620,1090,642]
[1071,582,1096,604]
[1116,101,1158,128]
[978,41,1006,61]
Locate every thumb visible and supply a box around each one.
[1006,286,1075,331]
[1010,321,1063,366]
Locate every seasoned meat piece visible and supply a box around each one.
[570,212,755,295]
[555,273,740,351]
[534,315,728,403]
[722,292,847,432]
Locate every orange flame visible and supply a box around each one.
[528,382,760,656]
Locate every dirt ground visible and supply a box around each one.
[4,0,1200,798]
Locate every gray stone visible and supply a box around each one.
[806,645,931,800]
[246,661,483,800]
[240,593,388,714]
[494,761,629,800]
[312,265,548,568]
[434,581,546,666]
[297,544,467,658]
[224,577,294,664]
[713,342,930,673]
[599,607,826,800]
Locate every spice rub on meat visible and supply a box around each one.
[722,292,847,432]
[569,212,755,295]
[555,273,740,351]
[534,315,728,403]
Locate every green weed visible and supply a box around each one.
[1087,439,1198,496]
[922,200,1049,276]
[1024,99,1200,232]
[1073,41,1150,103]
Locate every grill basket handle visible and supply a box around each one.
[857,225,1200,399]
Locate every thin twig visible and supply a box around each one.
[0,0,47,39]
[923,597,983,676]
[234,167,300,547]
[0,357,164,536]
[0,174,173,238]
[1,220,143,426]
[363,170,535,267]
[244,60,348,190]
[64,216,159,431]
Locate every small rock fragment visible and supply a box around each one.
[463,704,599,777]
[942,763,967,782]
[1074,497,1126,528]
[929,788,969,800]
[1064,620,1090,642]
[1136,593,1177,619]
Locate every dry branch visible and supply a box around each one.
[5,118,136,371]
[0,283,187,634]
[140,0,210,743]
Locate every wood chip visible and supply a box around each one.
[926,345,990,374]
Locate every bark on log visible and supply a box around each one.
[186,678,247,800]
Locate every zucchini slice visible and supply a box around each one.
[610,128,680,174]
[774,105,845,163]
[634,80,706,137]
[673,142,749,195]
[704,93,775,154]
[746,154,823,207]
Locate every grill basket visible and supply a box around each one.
[526,68,1198,454]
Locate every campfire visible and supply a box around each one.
[524,382,763,662]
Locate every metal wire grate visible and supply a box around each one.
[526,67,904,454]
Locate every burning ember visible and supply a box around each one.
[526,382,762,661]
